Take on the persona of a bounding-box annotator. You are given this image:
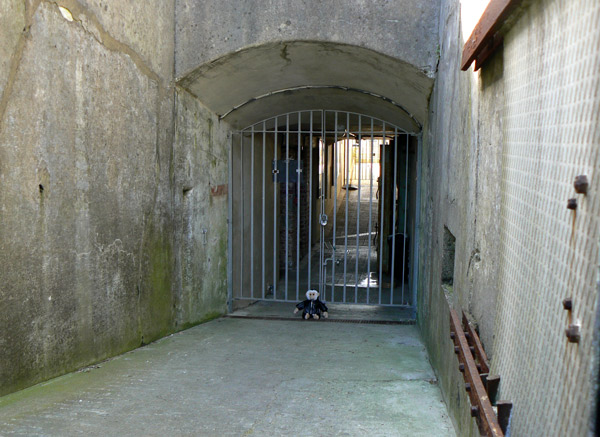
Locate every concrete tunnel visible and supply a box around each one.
[4,1,597,434]
[176,40,434,309]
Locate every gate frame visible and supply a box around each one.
[227,110,420,312]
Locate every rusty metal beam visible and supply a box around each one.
[450,309,504,436]
[462,311,490,374]
[461,0,523,71]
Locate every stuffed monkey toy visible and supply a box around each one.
[294,290,328,320]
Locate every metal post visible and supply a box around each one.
[390,128,399,305]
[250,125,255,299]
[320,111,326,297]
[412,134,421,312]
[296,112,301,300]
[227,133,234,312]
[401,133,409,305]
[308,111,313,289]
[240,132,245,299]
[262,122,266,300]
[378,122,386,305]
[367,118,374,305]
[285,114,289,300]
[273,117,278,299]
[355,115,361,303]
[332,111,338,303]
[343,112,350,303]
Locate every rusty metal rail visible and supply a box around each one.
[450,309,511,436]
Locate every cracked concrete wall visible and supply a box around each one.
[175,0,441,79]
[0,0,180,396]
[172,89,231,329]
[417,1,502,433]
[419,0,600,435]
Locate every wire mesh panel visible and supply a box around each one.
[230,110,417,307]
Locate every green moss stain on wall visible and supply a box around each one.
[140,233,175,344]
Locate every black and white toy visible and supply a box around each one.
[294,290,328,320]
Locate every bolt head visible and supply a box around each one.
[574,175,589,194]
[565,324,581,343]
[562,298,573,311]
[567,198,578,210]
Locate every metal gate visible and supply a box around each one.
[228,111,417,308]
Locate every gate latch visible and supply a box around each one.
[320,214,328,227]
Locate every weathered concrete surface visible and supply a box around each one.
[0,0,177,396]
[419,0,503,351]
[175,0,440,78]
[0,0,24,100]
[175,0,440,131]
[172,89,231,328]
[417,0,600,435]
[0,318,455,436]
[221,86,423,134]
[72,0,175,82]
[177,41,433,131]
[415,0,510,433]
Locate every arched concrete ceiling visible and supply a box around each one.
[177,41,434,131]
[220,87,420,133]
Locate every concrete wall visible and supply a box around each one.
[0,0,230,396]
[173,89,231,328]
[418,0,600,435]
[175,0,440,79]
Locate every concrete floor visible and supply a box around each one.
[0,318,455,436]
[229,300,415,323]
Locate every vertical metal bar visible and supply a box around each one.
[390,128,399,305]
[308,111,313,289]
[250,125,255,299]
[318,127,323,293]
[296,112,301,301]
[285,114,290,300]
[355,115,361,303]
[412,134,422,314]
[227,133,234,312]
[378,122,386,305]
[320,111,326,297]
[240,131,245,299]
[273,118,278,300]
[343,112,350,303]
[332,111,338,302]
[401,133,409,305]
[262,122,266,300]
[318,138,327,297]
[367,118,374,305]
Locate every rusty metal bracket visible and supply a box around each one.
[497,401,513,433]
[450,309,506,436]
[482,374,501,405]
[461,0,523,71]
[462,312,490,374]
